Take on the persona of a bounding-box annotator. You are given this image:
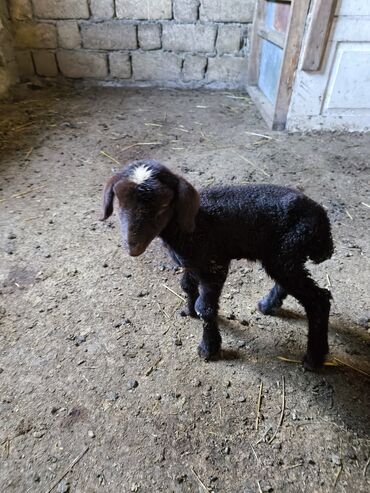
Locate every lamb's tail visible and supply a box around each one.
[308,207,334,264]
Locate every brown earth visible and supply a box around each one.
[0,85,369,493]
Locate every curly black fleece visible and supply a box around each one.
[160,182,333,370]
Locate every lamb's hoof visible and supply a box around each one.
[197,342,221,361]
[302,352,325,372]
[180,308,199,318]
[258,298,280,316]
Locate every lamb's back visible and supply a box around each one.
[196,184,321,261]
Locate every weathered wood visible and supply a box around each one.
[247,85,275,129]
[301,0,338,71]
[272,0,311,129]
[248,0,310,130]
[258,26,285,49]
[247,0,266,85]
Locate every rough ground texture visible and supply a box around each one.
[0,86,369,493]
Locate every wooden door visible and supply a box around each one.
[248,0,310,130]
[257,1,291,104]
[287,0,370,131]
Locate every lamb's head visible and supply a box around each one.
[100,160,199,257]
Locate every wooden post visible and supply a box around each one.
[272,0,311,130]
[301,0,338,71]
[247,0,266,85]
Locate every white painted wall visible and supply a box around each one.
[287,0,370,131]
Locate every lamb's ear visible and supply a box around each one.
[100,174,121,221]
[176,175,200,233]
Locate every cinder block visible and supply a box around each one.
[81,22,137,50]
[207,56,247,83]
[0,50,5,67]
[183,55,207,81]
[57,21,80,49]
[162,24,216,53]
[0,0,9,20]
[116,0,172,20]
[33,50,58,76]
[132,52,182,80]
[0,69,11,98]
[173,0,199,22]
[200,0,255,23]
[0,27,15,63]
[0,63,18,96]
[57,50,108,78]
[0,47,15,66]
[109,53,131,78]
[32,0,89,19]
[138,24,161,50]
[216,26,241,54]
[90,0,114,19]
[15,50,34,76]
[14,23,57,49]
[9,0,32,20]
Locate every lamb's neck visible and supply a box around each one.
[159,222,185,250]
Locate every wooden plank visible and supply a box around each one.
[273,2,291,34]
[247,85,275,129]
[258,27,285,49]
[272,0,311,130]
[247,0,266,85]
[258,39,284,104]
[301,0,338,71]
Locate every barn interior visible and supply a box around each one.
[1,1,370,492]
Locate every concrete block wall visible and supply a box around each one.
[9,0,256,88]
[0,0,18,97]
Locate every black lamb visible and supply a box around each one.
[101,159,334,371]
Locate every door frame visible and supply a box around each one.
[247,0,311,130]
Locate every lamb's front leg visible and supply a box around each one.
[195,266,229,360]
[180,271,199,318]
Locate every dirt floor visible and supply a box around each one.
[0,85,369,493]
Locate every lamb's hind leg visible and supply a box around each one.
[195,265,229,360]
[258,283,288,315]
[180,270,199,318]
[263,261,331,370]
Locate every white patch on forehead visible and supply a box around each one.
[130,165,153,185]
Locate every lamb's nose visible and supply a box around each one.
[128,242,146,257]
